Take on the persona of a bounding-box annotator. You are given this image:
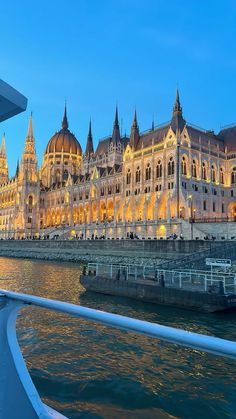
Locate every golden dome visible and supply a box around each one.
[45,106,82,156]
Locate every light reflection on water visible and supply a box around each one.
[0,257,236,418]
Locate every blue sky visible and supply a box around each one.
[1,0,236,176]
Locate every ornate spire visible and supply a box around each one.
[0,133,6,155]
[111,106,121,144]
[0,133,8,183]
[85,119,94,157]
[130,109,139,149]
[62,103,68,130]
[22,113,37,161]
[170,88,185,133]
[27,112,34,139]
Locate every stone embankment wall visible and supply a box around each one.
[0,239,229,265]
[80,275,230,312]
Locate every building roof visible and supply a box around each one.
[45,106,82,156]
[218,125,236,152]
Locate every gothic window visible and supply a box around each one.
[145,163,151,181]
[181,156,187,176]
[203,200,207,211]
[126,169,131,185]
[213,202,216,212]
[135,166,141,183]
[156,160,162,179]
[231,167,236,185]
[202,162,207,180]
[220,168,224,184]
[28,195,33,213]
[168,157,174,176]
[211,165,216,183]
[191,159,197,178]
[55,170,60,183]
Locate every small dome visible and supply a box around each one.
[45,106,82,156]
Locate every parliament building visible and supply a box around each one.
[1,90,236,240]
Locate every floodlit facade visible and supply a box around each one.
[1,90,236,239]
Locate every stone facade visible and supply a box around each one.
[1,90,236,239]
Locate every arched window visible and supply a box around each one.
[168,157,174,176]
[126,169,131,185]
[28,195,33,214]
[202,162,207,180]
[135,166,141,183]
[231,167,236,185]
[145,163,151,181]
[220,167,224,184]
[28,195,33,207]
[156,160,162,179]
[181,156,187,176]
[55,169,60,183]
[191,159,197,178]
[211,165,216,183]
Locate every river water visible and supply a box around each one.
[0,257,236,419]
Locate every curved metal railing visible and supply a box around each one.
[0,289,236,418]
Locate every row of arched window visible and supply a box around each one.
[181,157,226,184]
[126,159,174,185]
[126,158,236,186]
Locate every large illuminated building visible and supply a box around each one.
[1,90,236,239]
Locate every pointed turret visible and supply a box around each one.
[20,114,37,181]
[0,133,6,156]
[130,109,140,149]
[27,112,34,139]
[85,119,94,157]
[0,133,8,184]
[111,106,121,144]
[15,159,19,178]
[22,113,37,160]
[170,88,186,133]
[62,103,69,130]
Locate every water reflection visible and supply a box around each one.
[0,257,236,418]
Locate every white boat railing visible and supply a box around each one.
[0,289,236,418]
[86,263,236,294]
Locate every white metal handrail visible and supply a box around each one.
[87,263,236,293]
[1,289,236,418]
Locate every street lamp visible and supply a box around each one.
[188,195,194,240]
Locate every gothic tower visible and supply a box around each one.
[19,113,38,182]
[0,133,9,184]
[17,113,39,236]
[130,109,140,150]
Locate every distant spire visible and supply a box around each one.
[27,112,34,139]
[173,88,182,115]
[171,88,185,133]
[0,133,6,155]
[114,105,119,126]
[15,159,19,178]
[22,113,37,161]
[132,109,138,128]
[111,106,121,144]
[151,116,155,131]
[85,119,94,157]
[62,103,68,130]
[130,109,140,149]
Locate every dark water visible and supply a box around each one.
[0,257,236,419]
